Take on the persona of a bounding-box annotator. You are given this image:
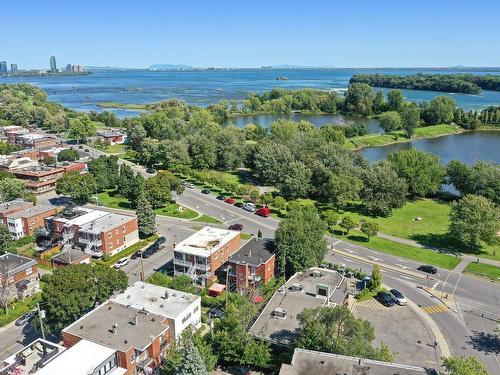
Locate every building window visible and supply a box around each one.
[193,306,199,313]
[182,312,192,324]
[122,226,126,233]
[123,237,126,242]
[108,233,112,239]
[25,267,33,275]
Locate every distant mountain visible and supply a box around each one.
[148,64,197,70]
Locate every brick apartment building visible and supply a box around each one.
[46,207,139,257]
[226,237,276,292]
[173,226,241,286]
[5,204,58,239]
[62,301,170,375]
[0,253,39,302]
[0,200,34,225]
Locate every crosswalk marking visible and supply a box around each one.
[355,299,391,310]
[421,304,448,314]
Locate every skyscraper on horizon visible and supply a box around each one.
[10,64,18,74]
[0,61,7,75]
[50,55,57,73]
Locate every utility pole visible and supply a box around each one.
[225,265,231,309]
[140,249,145,281]
[37,303,46,340]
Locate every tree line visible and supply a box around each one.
[350,73,500,94]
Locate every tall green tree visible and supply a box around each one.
[449,194,500,250]
[56,171,97,203]
[379,111,402,132]
[369,264,382,290]
[295,306,393,362]
[136,194,156,238]
[361,222,379,241]
[67,116,97,143]
[386,89,404,112]
[322,173,362,208]
[0,224,11,254]
[387,149,445,197]
[340,216,357,236]
[442,356,489,375]
[401,105,421,138]
[421,96,456,125]
[344,83,375,116]
[0,177,35,203]
[275,206,327,277]
[41,264,127,331]
[175,338,208,375]
[57,149,79,162]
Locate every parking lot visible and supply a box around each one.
[353,296,440,368]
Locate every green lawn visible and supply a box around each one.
[96,190,132,209]
[97,235,157,266]
[0,293,41,327]
[345,124,461,149]
[464,262,500,282]
[342,230,462,270]
[240,233,253,240]
[99,143,127,154]
[96,101,149,110]
[155,204,198,219]
[193,214,222,224]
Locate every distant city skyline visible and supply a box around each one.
[1,0,500,68]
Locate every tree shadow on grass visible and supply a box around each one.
[412,233,484,257]
[467,330,500,355]
[347,234,368,242]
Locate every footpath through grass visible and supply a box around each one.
[464,262,500,282]
[342,230,461,270]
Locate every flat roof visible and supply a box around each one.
[79,212,136,234]
[173,226,240,257]
[63,301,168,353]
[0,253,37,276]
[36,339,126,375]
[53,208,109,227]
[0,199,32,214]
[112,281,200,320]
[6,204,55,219]
[249,268,345,346]
[228,237,275,266]
[280,348,436,375]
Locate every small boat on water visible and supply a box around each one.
[275,76,289,81]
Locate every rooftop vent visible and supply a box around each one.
[290,283,303,292]
[164,291,169,299]
[272,307,287,319]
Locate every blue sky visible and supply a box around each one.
[1,0,499,69]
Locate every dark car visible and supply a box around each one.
[208,308,225,319]
[146,167,156,174]
[377,291,395,307]
[155,236,166,246]
[15,312,34,326]
[131,250,143,259]
[201,189,210,194]
[228,223,243,231]
[216,195,225,200]
[417,265,438,274]
[234,202,244,208]
[142,250,153,258]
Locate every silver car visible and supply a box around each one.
[243,203,256,212]
[390,289,407,305]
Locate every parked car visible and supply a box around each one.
[155,236,166,246]
[186,183,195,189]
[208,308,225,319]
[224,197,235,204]
[15,311,34,326]
[131,251,143,259]
[256,207,271,217]
[201,189,210,194]
[228,223,244,231]
[234,202,244,208]
[113,258,130,269]
[390,289,407,306]
[417,265,438,274]
[243,202,256,212]
[146,167,156,174]
[142,250,153,258]
[377,291,395,307]
[216,195,225,200]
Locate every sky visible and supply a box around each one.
[1,0,499,69]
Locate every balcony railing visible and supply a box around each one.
[194,263,210,271]
[78,237,102,246]
[173,258,193,267]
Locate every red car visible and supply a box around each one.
[256,207,271,217]
[224,197,235,204]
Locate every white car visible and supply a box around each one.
[113,258,130,269]
[390,289,407,306]
[243,203,256,212]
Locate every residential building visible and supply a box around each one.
[62,301,170,375]
[49,56,57,73]
[0,199,34,225]
[15,133,58,149]
[112,281,202,339]
[0,125,29,142]
[173,226,241,286]
[0,253,39,302]
[279,348,437,375]
[45,206,139,257]
[0,61,7,75]
[225,237,276,292]
[5,204,58,239]
[10,64,18,74]
[0,156,39,171]
[0,339,65,375]
[51,249,91,268]
[97,129,127,145]
[249,267,347,346]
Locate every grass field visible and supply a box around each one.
[0,293,41,327]
[193,214,222,224]
[155,204,198,219]
[96,101,148,110]
[99,143,127,154]
[342,230,462,270]
[464,262,500,282]
[345,124,461,149]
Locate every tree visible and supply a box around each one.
[0,177,34,203]
[361,222,379,241]
[260,192,274,206]
[369,264,382,290]
[275,206,327,277]
[56,171,97,203]
[344,83,375,116]
[372,91,386,114]
[57,149,79,162]
[422,96,456,125]
[273,196,287,212]
[158,140,191,169]
[276,160,312,199]
[360,162,408,216]
[322,173,362,208]
[249,189,260,203]
[175,338,208,375]
[401,105,420,138]
[41,263,127,331]
[340,216,357,236]
[321,210,340,232]
[378,111,402,132]
[449,194,500,250]
[0,224,11,254]
[136,194,156,238]
[387,148,445,197]
[442,356,489,375]
[386,89,404,112]
[67,116,97,143]
[295,306,393,362]
[188,134,217,169]
[144,175,172,209]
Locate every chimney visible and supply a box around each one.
[164,291,169,299]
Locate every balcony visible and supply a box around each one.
[78,237,102,246]
[174,269,187,277]
[173,258,193,267]
[194,262,210,271]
